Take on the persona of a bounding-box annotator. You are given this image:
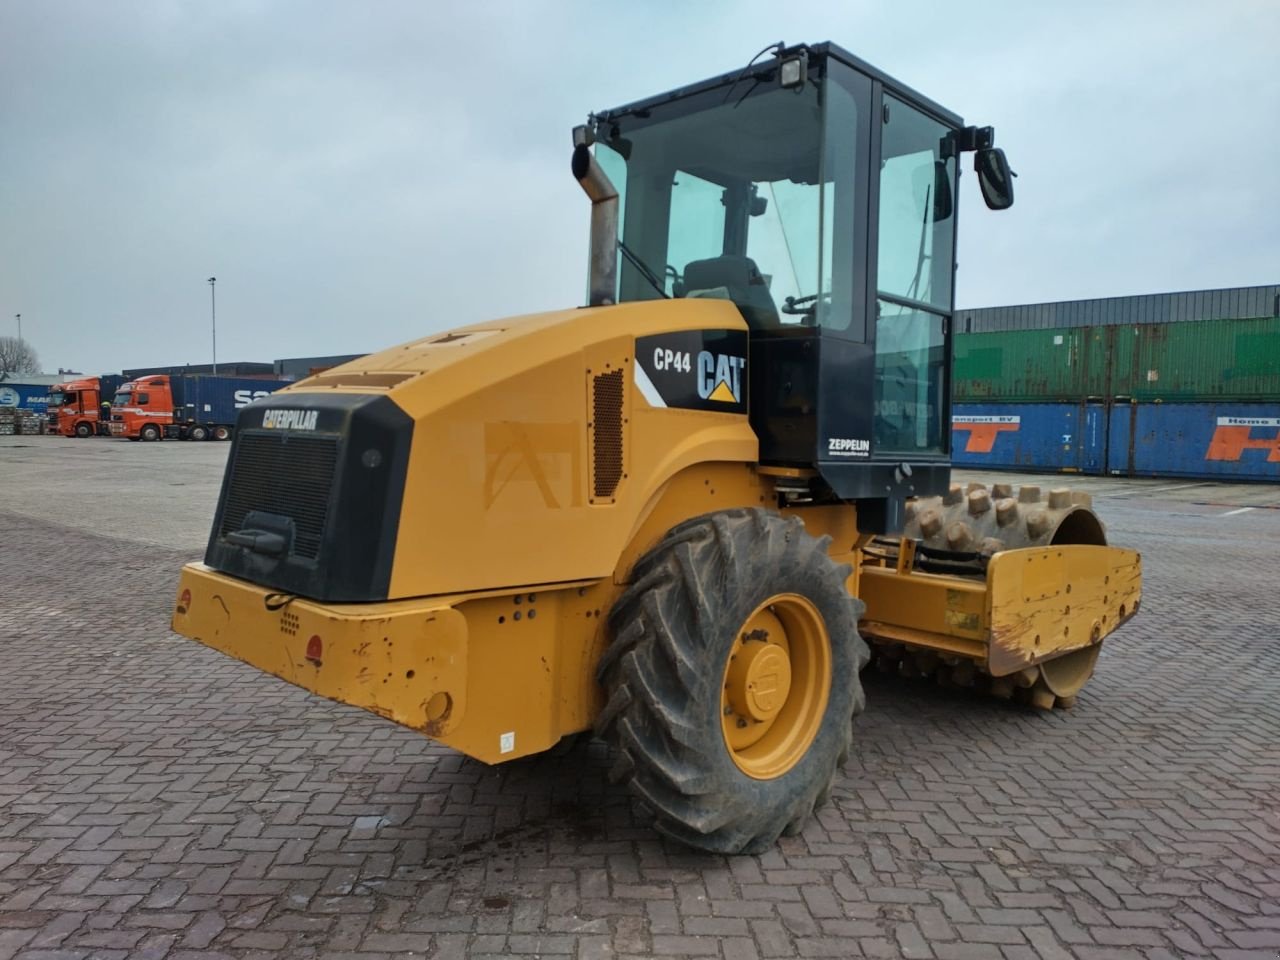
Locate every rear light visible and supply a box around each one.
[176,588,192,614]
[305,635,323,665]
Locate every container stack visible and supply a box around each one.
[951,316,1280,481]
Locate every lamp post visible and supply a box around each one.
[207,278,217,375]
[14,313,20,343]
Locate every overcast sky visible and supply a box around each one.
[2,1,1277,376]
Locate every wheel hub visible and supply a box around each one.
[720,594,831,780]
[726,637,792,722]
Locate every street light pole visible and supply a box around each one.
[15,313,20,343]
[207,278,217,375]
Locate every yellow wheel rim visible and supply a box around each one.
[720,594,831,780]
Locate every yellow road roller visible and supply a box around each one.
[172,42,1141,853]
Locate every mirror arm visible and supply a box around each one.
[945,125,995,159]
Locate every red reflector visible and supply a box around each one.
[305,635,323,664]
[180,589,192,607]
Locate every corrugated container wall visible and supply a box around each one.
[1121,316,1280,401]
[953,328,1098,401]
[954,316,1280,402]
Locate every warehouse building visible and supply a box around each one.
[951,283,1280,481]
[958,283,1280,333]
[122,361,278,379]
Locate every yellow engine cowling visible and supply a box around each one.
[303,299,759,599]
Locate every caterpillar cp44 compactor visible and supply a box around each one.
[173,42,1141,853]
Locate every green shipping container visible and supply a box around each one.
[953,315,1280,402]
[1120,316,1280,401]
[952,326,1103,401]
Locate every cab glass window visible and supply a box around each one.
[873,95,955,455]
[597,79,825,330]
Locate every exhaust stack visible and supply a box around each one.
[572,126,618,306]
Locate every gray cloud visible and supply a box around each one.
[1,0,1276,375]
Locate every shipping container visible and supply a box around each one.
[952,328,1099,402]
[0,381,55,414]
[952,401,1280,481]
[169,376,284,425]
[1107,402,1280,480]
[951,402,1107,474]
[1119,316,1280,402]
[954,315,1280,403]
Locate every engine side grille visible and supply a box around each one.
[219,433,338,560]
[592,369,624,499]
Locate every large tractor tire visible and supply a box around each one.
[597,508,869,854]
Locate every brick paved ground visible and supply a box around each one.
[2,442,1278,959]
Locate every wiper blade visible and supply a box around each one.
[618,240,670,299]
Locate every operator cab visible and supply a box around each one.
[581,42,1014,531]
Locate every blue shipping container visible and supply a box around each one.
[169,376,289,425]
[0,382,54,413]
[951,403,1107,474]
[1107,403,1280,480]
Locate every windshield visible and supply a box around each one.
[49,391,70,408]
[112,391,132,406]
[598,78,833,330]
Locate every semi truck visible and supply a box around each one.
[109,373,289,441]
[48,375,123,437]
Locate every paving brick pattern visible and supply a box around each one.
[1,491,1278,959]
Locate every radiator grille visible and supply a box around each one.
[220,433,338,560]
[592,370,624,499]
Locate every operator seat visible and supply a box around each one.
[681,255,781,330]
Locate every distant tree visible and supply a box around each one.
[0,337,41,381]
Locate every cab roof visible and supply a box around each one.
[594,41,963,130]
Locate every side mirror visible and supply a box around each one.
[933,160,953,221]
[976,147,1015,210]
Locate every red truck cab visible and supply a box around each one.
[48,376,119,437]
[109,376,174,441]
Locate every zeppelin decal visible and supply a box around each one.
[634,330,748,414]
